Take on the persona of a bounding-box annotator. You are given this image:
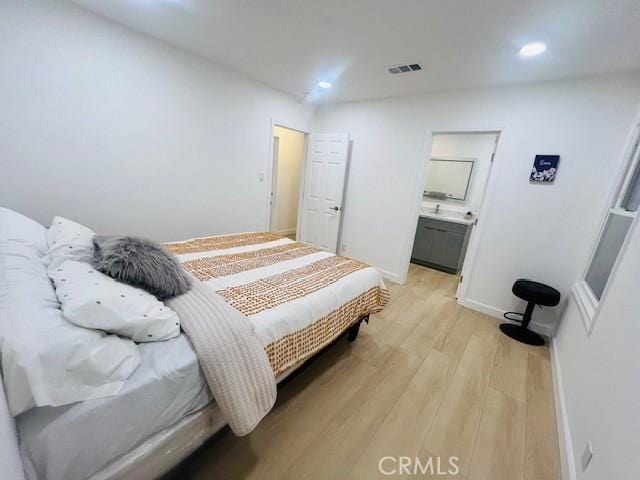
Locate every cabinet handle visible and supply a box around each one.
[436,229,447,232]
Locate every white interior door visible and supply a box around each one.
[299,133,349,252]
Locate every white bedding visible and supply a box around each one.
[0,241,141,416]
[16,335,211,480]
[15,232,389,480]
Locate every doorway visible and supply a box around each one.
[267,122,351,252]
[269,126,306,240]
[409,131,501,297]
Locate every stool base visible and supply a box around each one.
[499,323,545,346]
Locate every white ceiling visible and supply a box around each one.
[71,0,640,103]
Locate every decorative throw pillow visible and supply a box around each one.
[92,235,191,300]
[43,216,95,270]
[49,260,180,343]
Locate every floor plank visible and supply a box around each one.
[420,335,499,476]
[490,334,530,402]
[467,387,525,480]
[525,354,561,480]
[348,349,452,479]
[431,307,478,364]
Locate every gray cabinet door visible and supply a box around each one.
[430,229,465,270]
[412,224,436,262]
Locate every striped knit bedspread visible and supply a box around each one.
[166,232,389,377]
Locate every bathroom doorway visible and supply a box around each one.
[409,131,501,296]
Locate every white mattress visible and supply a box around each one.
[16,334,212,480]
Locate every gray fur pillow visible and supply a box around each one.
[92,235,191,300]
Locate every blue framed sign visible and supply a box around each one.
[530,154,560,183]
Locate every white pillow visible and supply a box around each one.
[42,216,95,270]
[0,207,47,256]
[0,241,140,416]
[49,260,181,343]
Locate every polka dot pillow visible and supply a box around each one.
[43,216,95,271]
[49,260,180,342]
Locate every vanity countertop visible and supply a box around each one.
[419,209,476,225]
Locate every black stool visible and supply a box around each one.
[500,279,560,346]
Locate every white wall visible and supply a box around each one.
[423,132,497,214]
[272,126,304,234]
[313,74,640,321]
[0,0,314,241]
[553,117,640,479]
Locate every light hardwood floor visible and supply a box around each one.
[169,264,561,480]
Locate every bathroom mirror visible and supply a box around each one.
[424,157,475,201]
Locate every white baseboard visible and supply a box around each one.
[550,338,577,480]
[457,297,555,337]
[375,268,404,285]
[274,228,296,236]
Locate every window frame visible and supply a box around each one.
[575,124,640,334]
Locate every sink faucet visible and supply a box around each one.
[435,204,440,214]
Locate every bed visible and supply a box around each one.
[7,231,389,480]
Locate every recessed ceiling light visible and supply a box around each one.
[317,81,332,89]
[519,42,546,57]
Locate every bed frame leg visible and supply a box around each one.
[347,322,360,342]
[347,315,369,342]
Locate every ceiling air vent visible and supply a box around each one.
[387,63,422,75]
